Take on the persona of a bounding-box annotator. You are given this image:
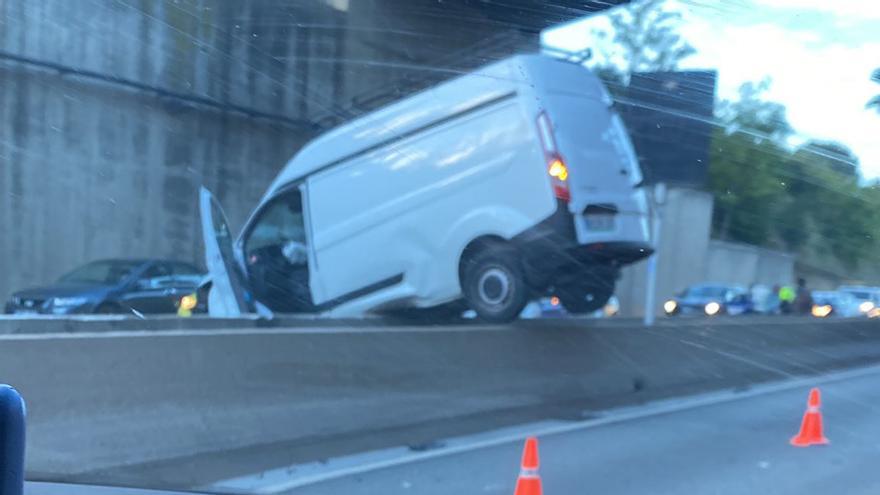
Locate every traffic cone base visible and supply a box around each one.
[515,476,542,495]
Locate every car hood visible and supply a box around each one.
[12,283,114,300]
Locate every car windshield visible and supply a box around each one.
[57,261,141,285]
[843,290,872,300]
[5,1,880,494]
[686,286,729,299]
[813,293,839,305]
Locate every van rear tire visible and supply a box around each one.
[461,246,529,323]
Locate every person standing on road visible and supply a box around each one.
[779,284,795,314]
[794,278,814,315]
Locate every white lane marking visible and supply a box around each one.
[206,363,880,494]
[0,324,514,340]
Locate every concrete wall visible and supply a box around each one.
[617,187,714,316]
[7,318,879,480]
[0,62,303,299]
[705,240,795,288]
[0,0,537,301]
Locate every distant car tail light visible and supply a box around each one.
[536,112,570,202]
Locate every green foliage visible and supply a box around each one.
[591,0,695,83]
[709,81,880,269]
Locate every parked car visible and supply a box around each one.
[837,285,880,316]
[664,284,752,317]
[4,259,203,315]
[200,54,651,323]
[811,290,862,318]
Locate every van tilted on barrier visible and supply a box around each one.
[200,53,652,322]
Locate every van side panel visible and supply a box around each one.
[307,98,554,306]
[268,62,524,193]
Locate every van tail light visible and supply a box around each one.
[547,156,570,201]
[536,112,570,202]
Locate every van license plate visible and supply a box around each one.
[585,214,615,231]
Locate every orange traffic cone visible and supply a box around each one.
[514,437,542,495]
[790,387,829,447]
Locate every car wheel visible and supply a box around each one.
[94,302,122,314]
[461,246,529,323]
[556,282,614,314]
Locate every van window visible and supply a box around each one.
[243,188,314,313]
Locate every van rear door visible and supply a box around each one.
[543,92,649,246]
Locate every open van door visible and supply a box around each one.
[198,187,254,317]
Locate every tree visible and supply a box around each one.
[591,0,696,83]
[716,79,793,140]
[709,79,880,269]
[868,67,880,112]
[708,128,789,246]
[798,140,859,179]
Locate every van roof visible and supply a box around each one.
[265,54,605,195]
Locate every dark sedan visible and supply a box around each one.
[4,259,203,315]
[663,284,753,317]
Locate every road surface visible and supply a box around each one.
[283,365,880,494]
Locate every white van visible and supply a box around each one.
[201,54,651,322]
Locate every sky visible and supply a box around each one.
[542,0,880,178]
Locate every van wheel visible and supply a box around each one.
[556,283,613,314]
[461,246,529,323]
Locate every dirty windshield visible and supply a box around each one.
[57,261,141,285]
[2,1,880,494]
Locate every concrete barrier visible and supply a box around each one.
[4,318,879,488]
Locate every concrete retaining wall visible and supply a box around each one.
[0,0,536,303]
[617,187,714,316]
[705,240,795,287]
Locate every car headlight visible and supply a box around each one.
[859,301,875,313]
[52,296,90,307]
[811,304,832,318]
[179,293,198,311]
[704,301,721,316]
[603,298,620,317]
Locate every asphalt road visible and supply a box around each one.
[3,317,880,492]
[285,365,880,495]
